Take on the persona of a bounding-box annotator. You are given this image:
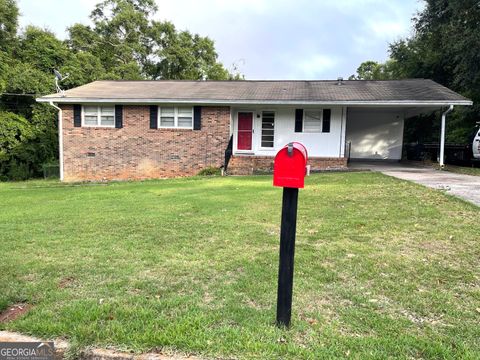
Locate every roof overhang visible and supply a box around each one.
[36,97,473,106]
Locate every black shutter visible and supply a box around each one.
[193,106,202,130]
[150,105,158,129]
[322,109,331,133]
[73,104,81,127]
[115,105,123,128]
[294,109,303,132]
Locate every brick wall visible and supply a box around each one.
[228,155,348,175]
[61,105,231,181]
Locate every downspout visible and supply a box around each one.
[47,101,64,181]
[439,105,454,168]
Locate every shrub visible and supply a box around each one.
[7,159,32,180]
[42,161,60,179]
[197,166,221,176]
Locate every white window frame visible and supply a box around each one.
[303,109,323,133]
[157,106,194,129]
[259,110,276,149]
[82,105,116,128]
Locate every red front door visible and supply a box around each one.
[237,112,253,150]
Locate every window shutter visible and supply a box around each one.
[322,109,331,133]
[115,105,123,128]
[73,105,81,127]
[193,106,202,130]
[150,105,158,129]
[294,109,303,132]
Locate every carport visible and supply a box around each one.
[345,100,471,166]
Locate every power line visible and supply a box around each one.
[1,93,40,97]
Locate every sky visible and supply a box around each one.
[16,0,424,80]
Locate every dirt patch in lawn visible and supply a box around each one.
[0,304,32,323]
[58,276,76,288]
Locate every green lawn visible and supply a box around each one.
[441,164,480,176]
[1,173,479,359]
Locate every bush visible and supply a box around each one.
[0,108,58,180]
[197,166,221,176]
[42,161,60,179]
[7,159,32,180]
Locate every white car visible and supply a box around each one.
[473,127,480,160]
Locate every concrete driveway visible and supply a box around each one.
[349,161,480,207]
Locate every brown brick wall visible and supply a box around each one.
[228,155,348,175]
[61,105,231,181]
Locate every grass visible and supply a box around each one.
[440,164,480,176]
[0,173,479,359]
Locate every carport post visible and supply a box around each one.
[440,105,454,167]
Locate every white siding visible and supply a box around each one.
[232,106,345,158]
[346,108,405,160]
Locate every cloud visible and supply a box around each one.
[296,55,340,79]
[16,0,424,79]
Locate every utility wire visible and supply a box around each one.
[1,93,40,96]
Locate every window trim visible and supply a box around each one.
[157,106,194,129]
[259,110,276,149]
[81,105,116,128]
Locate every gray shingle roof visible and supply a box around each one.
[37,79,472,105]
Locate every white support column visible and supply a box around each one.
[439,105,454,168]
[339,106,347,157]
[48,101,64,181]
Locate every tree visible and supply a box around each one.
[67,0,232,80]
[351,0,480,144]
[0,0,19,53]
[390,0,480,143]
[0,111,34,179]
[146,22,230,80]
[0,0,238,180]
[349,60,398,80]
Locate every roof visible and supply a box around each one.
[37,79,473,106]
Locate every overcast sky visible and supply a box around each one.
[17,0,424,80]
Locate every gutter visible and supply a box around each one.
[46,101,64,181]
[439,105,454,168]
[36,98,474,106]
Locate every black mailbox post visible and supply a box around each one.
[273,142,308,327]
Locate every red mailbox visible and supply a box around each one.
[273,142,308,188]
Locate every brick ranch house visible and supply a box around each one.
[36,79,471,181]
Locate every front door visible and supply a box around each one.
[237,112,253,151]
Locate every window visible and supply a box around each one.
[159,106,193,128]
[303,109,331,133]
[82,106,115,127]
[304,111,322,132]
[160,107,175,127]
[261,111,275,148]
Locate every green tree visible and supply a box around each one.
[352,0,480,144]
[1,0,237,180]
[146,22,230,80]
[390,0,480,143]
[349,60,398,80]
[67,0,232,80]
[0,111,34,179]
[0,0,19,53]
[0,0,19,92]
[16,26,70,74]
